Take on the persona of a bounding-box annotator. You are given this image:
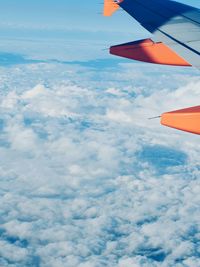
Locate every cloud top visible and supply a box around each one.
[0,62,200,266]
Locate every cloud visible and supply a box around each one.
[0,62,200,266]
[21,84,46,99]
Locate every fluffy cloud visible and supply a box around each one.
[0,61,200,267]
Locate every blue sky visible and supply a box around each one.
[0,0,143,62]
[0,0,200,62]
[0,0,199,31]
[1,1,200,267]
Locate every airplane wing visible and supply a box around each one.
[103,0,200,135]
[120,0,200,68]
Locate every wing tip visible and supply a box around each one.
[103,0,121,16]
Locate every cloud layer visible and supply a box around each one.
[0,62,200,267]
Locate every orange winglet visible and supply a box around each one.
[161,106,200,135]
[110,39,191,66]
[104,0,120,16]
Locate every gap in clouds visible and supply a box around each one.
[0,51,130,70]
[138,145,188,175]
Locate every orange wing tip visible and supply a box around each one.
[161,106,200,135]
[103,0,120,16]
[110,38,191,66]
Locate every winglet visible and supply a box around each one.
[161,106,200,135]
[103,0,120,16]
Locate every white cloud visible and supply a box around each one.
[0,62,200,266]
[21,84,46,99]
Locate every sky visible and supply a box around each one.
[1,1,200,267]
[0,0,199,61]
